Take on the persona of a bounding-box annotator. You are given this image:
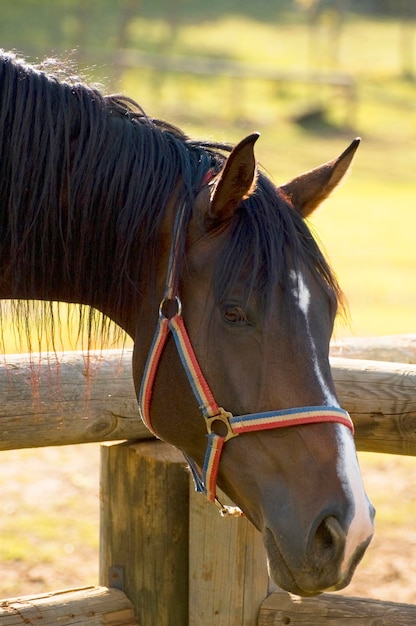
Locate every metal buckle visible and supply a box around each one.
[206,407,238,442]
[215,497,244,517]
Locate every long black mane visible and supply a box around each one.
[0,50,342,348]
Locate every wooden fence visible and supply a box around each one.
[108,49,357,128]
[0,335,415,624]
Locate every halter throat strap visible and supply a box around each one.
[138,201,354,515]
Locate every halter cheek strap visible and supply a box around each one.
[138,303,354,514]
[138,195,354,516]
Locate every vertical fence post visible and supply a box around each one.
[99,440,189,626]
[189,488,270,626]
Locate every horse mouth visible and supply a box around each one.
[263,527,345,597]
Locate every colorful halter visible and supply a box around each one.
[138,192,354,516]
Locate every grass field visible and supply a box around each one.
[0,7,416,605]
[115,13,416,340]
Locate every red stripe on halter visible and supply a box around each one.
[138,316,170,437]
[138,198,354,515]
[169,314,220,418]
[139,303,354,513]
[204,434,225,503]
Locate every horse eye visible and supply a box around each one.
[222,304,249,325]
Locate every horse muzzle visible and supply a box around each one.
[263,506,375,596]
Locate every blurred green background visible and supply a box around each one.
[1,0,415,348]
[1,0,416,601]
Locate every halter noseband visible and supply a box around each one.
[138,193,354,517]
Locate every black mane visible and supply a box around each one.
[0,51,342,349]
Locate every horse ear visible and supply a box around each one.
[209,133,260,223]
[280,138,360,218]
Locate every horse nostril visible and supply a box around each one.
[313,515,345,561]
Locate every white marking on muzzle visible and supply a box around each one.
[290,270,373,575]
[335,424,374,576]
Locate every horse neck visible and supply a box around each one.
[0,180,176,338]
[0,54,201,337]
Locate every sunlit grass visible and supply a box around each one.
[0,445,100,596]
[310,175,416,337]
[358,452,416,533]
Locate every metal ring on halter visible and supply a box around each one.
[158,296,182,319]
[206,408,239,443]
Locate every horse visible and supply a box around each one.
[0,50,374,597]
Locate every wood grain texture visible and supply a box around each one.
[258,589,416,625]
[189,488,269,626]
[1,350,416,455]
[0,586,138,625]
[99,440,189,626]
[0,349,150,449]
[331,356,416,455]
[331,334,416,364]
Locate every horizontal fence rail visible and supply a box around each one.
[0,349,151,449]
[114,48,356,88]
[0,586,138,626]
[1,337,416,454]
[1,335,415,624]
[258,590,416,626]
[330,333,416,364]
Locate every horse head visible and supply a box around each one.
[0,51,373,596]
[133,135,375,596]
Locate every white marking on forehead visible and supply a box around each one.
[335,425,374,576]
[291,269,374,582]
[289,270,338,406]
[290,269,310,314]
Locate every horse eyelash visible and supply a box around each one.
[222,304,250,325]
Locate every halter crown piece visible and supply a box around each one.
[138,180,354,517]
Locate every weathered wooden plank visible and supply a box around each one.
[331,357,416,455]
[258,589,416,625]
[0,349,150,449]
[331,334,416,364]
[1,350,416,455]
[0,586,138,625]
[99,440,189,626]
[189,488,269,626]
[100,441,269,626]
